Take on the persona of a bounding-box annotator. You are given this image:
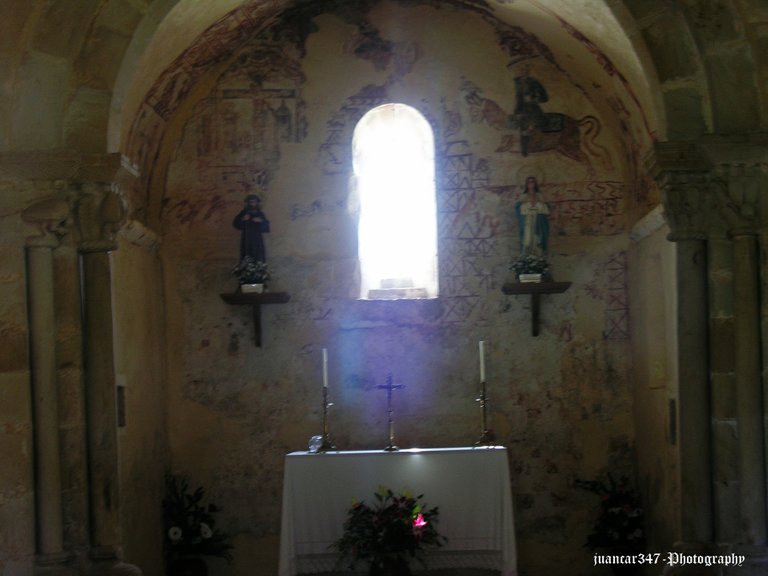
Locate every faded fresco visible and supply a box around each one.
[158,2,641,575]
[462,78,611,173]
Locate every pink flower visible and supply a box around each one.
[168,526,183,542]
[413,513,427,529]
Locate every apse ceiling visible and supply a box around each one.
[9,0,768,159]
[116,0,657,149]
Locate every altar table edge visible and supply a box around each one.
[279,446,517,576]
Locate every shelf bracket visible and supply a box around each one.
[220,291,290,347]
[501,281,571,337]
[530,292,541,337]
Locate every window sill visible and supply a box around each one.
[366,287,430,300]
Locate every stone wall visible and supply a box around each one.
[0,177,36,574]
[0,175,68,575]
[112,233,168,571]
[628,212,680,552]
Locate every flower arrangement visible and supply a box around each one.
[575,474,645,551]
[232,255,271,285]
[510,254,550,278]
[333,487,445,571]
[162,474,234,562]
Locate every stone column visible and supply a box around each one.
[22,197,74,575]
[648,142,715,547]
[665,189,714,543]
[733,229,766,544]
[715,163,767,546]
[81,247,121,558]
[761,224,768,534]
[75,183,141,576]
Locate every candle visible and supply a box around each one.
[479,340,486,382]
[322,348,329,388]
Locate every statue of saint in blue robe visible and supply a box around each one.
[515,176,550,255]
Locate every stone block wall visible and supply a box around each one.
[628,218,680,552]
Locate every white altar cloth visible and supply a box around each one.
[278,446,517,575]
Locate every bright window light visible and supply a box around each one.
[353,103,438,299]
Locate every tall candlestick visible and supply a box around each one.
[479,340,486,382]
[475,345,495,446]
[322,348,328,388]
[315,350,335,452]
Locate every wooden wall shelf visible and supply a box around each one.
[501,281,571,337]
[220,291,290,347]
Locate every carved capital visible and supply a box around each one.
[662,177,715,241]
[75,183,127,254]
[4,152,138,252]
[21,195,71,248]
[711,162,766,237]
[72,155,139,253]
[646,142,716,241]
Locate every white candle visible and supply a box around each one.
[322,348,329,388]
[479,340,486,382]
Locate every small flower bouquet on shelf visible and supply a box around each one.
[232,256,271,286]
[333,486,445,574]
[162,474,233,564]
[510,253,550,282]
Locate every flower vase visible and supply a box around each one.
[518,273,542,283]
[369,556,411,576]
[239,283,264,294]
[168,557,208,576]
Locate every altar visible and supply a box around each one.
[278,446,517,575]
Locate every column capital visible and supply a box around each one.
[2,152,140,252]
[21,196,70,248]
[645,141,715,241]
[75,183,126,254]
[62,153,136,253]
[711,162,767,237]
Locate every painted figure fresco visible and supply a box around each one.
[233,193,270,262]
[512,71,563,156]
[462,76,609,173]
[515,176,550,256]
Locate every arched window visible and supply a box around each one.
[352,103,438,299]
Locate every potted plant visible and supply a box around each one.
[333,486,446,576]
[510,253,550,282]
[575,474,645,574]
[162,474,234,576]
[232,255,271,293]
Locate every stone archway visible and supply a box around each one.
[3,2,768,576]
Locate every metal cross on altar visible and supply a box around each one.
[377,373,405,451]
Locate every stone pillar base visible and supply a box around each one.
[725,546,768,576]
[87,560,142,576]
[35,552,77,576]
[88,548,142,576]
